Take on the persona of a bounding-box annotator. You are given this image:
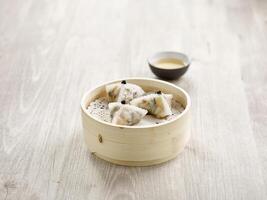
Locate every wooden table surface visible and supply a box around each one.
[1,0,267,199]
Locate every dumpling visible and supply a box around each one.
[108,102,122,117]
[145,91,173,107]
[130,91,172,118]
[105,80,145,103]
[105,83,121,102]
[130,93,172,118]
[108,101,147,126]
[163,94,173,106]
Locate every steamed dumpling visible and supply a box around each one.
[163,94,173,107]
[108,102,122,117]
[130,93,172,118]
[145,92,173,107]
[106,81,145,103]
[106,84,121,102]
[108,102,147,126]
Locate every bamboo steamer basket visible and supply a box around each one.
[81,78,191,166]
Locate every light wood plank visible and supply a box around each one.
[239,0,267,188]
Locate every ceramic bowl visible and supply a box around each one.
[148,51,191,80]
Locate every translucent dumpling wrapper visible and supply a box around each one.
[108,102,148,126]
[105,82,145,103]
[163,94,173,107]
[145,92,173,107]
[130,93,172,118]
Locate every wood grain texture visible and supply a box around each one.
[0,0,266,199]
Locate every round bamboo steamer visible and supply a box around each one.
[81,78,191,166]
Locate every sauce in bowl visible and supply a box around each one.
[155,58,185,69]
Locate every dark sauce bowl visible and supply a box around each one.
[148,51,191,80]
